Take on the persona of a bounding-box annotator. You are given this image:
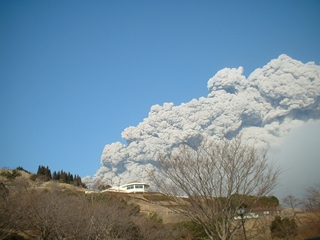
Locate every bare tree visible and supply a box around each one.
[134,212,178,240]
[0,177,31,239]
[20,189,75,240]
[79,194,142,240]
[1,174,190,240]
[282,195,302,217]
[149,136,281,240]
[299,183,320,238]
[304,183,320,212]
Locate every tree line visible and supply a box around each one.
[34,165,85,187]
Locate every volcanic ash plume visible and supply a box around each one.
[86,54,320,187]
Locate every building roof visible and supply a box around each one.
[120,182,150,188]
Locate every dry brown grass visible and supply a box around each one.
[2,169,319,239]
[0,168,86,194]
[232,212,320,240]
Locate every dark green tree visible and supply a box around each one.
[60,171,67,183]
[69,173,74,183]
[36,165,43,175]
[36,165,51,181]
[52,171,58,181]
[67,172,71,183]
[44,166,51,181]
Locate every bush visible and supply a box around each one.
[174,220,208,239]
[29,174,37,181]
[147,212,163,226]
[16,166,31,174]
[97,183,111,191]
[109,221,141,240]
[270,216,298,239]
[0,170,21,180]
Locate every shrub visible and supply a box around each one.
[174,220,208,239]
[29,174,37,181]
[16,166,31,174]
[0,170,21,180]
[270,216,298,239]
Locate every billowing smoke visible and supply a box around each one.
[85,54,320,195]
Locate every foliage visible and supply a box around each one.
[97,183,112,191]
[36,165,52,181]
[29,174,37,181]
[0,169,21,180]
[36,165,85,187]
[109,221,141,240]
[255,195,279,208]
[174,220,208,239]
[270,216,298,239]
[15,166,31,174]
[147,212,164,226]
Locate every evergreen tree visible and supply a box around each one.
[37,165,43,175]
[36,165,52,181]
[67,172,71,184]
[52,171,58,181]
[73,175,82,187]
[35,165,84,188]
[60,171,67,183]
[47,166,52,180]
[44,166,52,181]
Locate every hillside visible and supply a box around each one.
[1,168,320,239]
[0,168,185,224]
[0,168,86,193]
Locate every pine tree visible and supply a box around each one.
[60,171,67,183]
[44,166,52,181]
[67,172,71,184]
[52,171,57,180]
[47,166,52,180]
[37,165,45,176]
[36,165,52,181]
[73,175,82,187]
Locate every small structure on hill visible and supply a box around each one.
[103,181,150,193]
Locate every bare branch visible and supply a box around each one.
[149,136,281,240]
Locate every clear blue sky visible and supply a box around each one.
[1,1,320,177]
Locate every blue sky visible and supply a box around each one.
[1,1,320,179]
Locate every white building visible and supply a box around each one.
[104,181,150,193]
